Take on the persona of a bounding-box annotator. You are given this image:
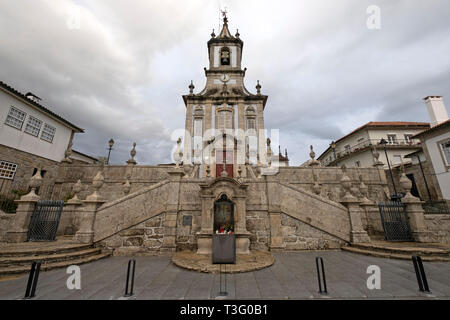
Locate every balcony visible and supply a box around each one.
[322,138,422,166]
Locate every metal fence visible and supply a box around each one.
[27,200,64,241]
[378,201,413,241]
[423,201,450,214]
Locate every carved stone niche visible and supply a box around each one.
[197,177,251,255]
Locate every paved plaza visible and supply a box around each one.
[0,251,449,300]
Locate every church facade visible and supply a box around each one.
[2,16,449,256]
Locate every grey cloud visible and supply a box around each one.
[1,0,449,165]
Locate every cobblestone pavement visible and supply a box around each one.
[0,251,449,300]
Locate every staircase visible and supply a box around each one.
[342,242,450,262]
[0,237,110,277]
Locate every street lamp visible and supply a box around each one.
[379,138,399,200]
[107,138,114,165]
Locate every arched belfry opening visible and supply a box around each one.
[213,194,234,233]
[220,47,230,65]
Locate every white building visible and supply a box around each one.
[0,80,90,196]
[317,121,430,169]
[413,96,449,201]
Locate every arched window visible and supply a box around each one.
[220,47,230,66]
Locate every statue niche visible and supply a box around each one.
[197,177,251,254]
[214,194,234,233]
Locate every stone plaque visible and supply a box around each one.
[212,234,236,264]
[182,215,192,226]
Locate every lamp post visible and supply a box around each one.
[107,138,114,165]
[416,154,432,202]
[330,141,336,164]
[379,138,398,200]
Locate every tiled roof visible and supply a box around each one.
[0,80,84,132]
[318,121,430,160]
[412,119,450,139]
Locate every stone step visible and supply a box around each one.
[0,248,102,267]
[341,246,450,262]
[0,243,92,258]
[0,252,111,276]
[350,242,450,257]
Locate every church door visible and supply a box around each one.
[216,149,233,178]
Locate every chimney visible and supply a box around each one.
[424,96,448,127]
[25,92,42,103]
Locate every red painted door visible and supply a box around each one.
[216,150,233,178]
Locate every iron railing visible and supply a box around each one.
[423,201,450,214]
[322,138,422,166]
[27,200,64,241]
[378,201,413,241]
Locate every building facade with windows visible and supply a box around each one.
[413,96,450,202]
[0,81,84,197]
[317,121,430,169]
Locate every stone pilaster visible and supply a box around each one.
[161,168,183,252]
[6,193,40,243]
[57,202,82,236]
[402,195,430,242]
[73,199,105,244]
[341,198,371,243]
[267,181,285,250]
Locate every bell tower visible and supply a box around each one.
[182,13,268,178]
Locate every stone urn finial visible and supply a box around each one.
[310,145,316,160]
[62,140,73,163]
[189,80,195,95]
[174,137,183,168]
[127,142,137,165]
[340,165,354,201]
[22,168,43,200]
[372,145,384,167]
[358,174,371,203]
[68,179,83,203]
[308,145,320,167]
[266,138,272,165]
[399,172,415,199]
[256,80,261,95]
[86,168,105,201]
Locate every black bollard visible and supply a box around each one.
[412,255,430,293]
[124,259,136,297]
[24,261,41,299]
[315,257,328,295]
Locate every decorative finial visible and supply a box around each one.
[278,145,281,155]
[256,80,261,95]
[235,29,240,38]
[221,8,228,25]
[211,29,215,38]
[127,142,137,165]
[309,145,315,160]
[285,148,288,158]
[174,137,183,168]
[189,80,194,95]
[308,145,320,167]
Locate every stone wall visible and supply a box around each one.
[280,214,346,250]
[246,211,270,251]
[97,213,165,255]
[0,144,59,198]
[0,211,13,240]
[424,214,450,243]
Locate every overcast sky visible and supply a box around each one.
[1,0,449,165]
